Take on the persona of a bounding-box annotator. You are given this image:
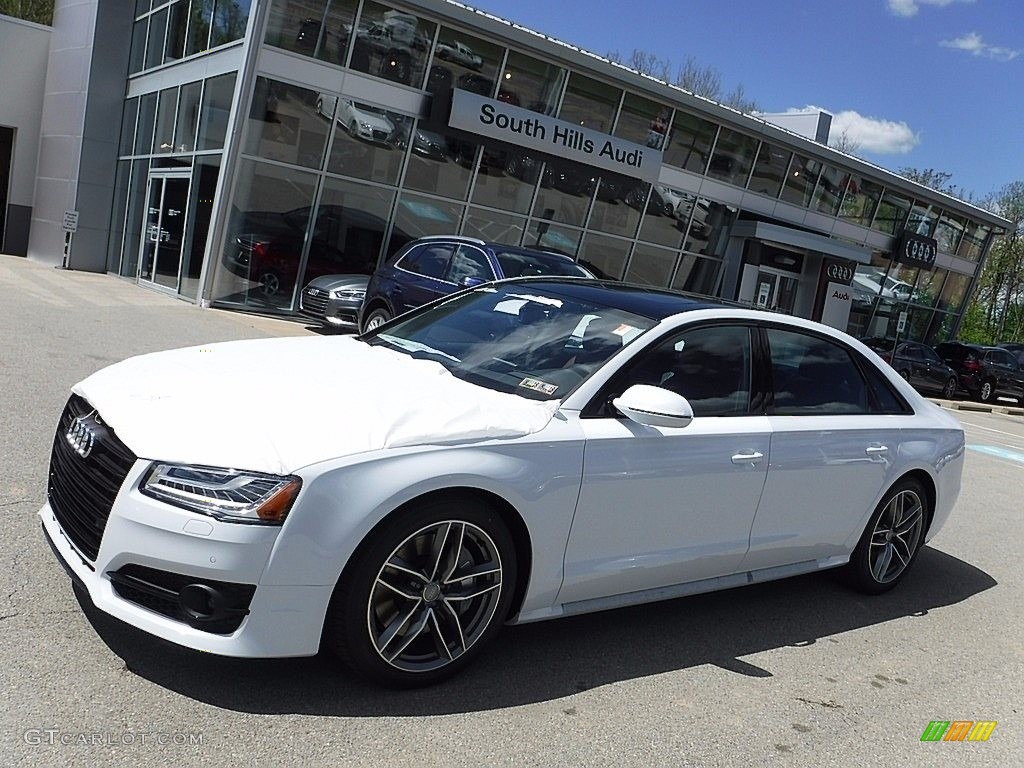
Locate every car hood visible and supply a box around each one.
[305,274,370,291]
[72,336,558,475]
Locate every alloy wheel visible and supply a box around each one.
[869,489,924,584]
[367,520,503,673]
[943,377,957,399]
[259,272,281,297]
[365,312,388,331]
[980,381,993,401]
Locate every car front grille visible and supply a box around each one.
[372,129,389,142]
[48,395,137,563]
[300,288,329,317]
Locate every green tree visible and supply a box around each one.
[0,0,53,25]
[967,182,1024,342]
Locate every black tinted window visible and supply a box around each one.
[400,243,454,279]
[768,328,869,415]
[445,245,494,284]
[919,345,941,363]
[495,250,592,278]
[613,325,752,416]
[858,354,912,414]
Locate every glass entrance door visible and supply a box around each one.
[139,175,190,291]
[754,270,799,313]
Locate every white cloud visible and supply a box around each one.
[887,0,974,17]
[778,106,920,154]
[941,31,1021,61]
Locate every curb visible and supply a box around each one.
[928,398,1024,417]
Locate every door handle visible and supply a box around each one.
[865,445,889,455]
[731,451,764,465]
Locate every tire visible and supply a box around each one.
[258,270,283,297]
[362,307,391,332]
[843,477,928,595]
[322,494,517,687]
[942,377,957,400]
[979,379,994,402]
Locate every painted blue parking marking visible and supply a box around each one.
[968,444,1024,464]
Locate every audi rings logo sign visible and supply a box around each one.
[826,262,854,284]
[894,230,938,270]
[66,415,98,459]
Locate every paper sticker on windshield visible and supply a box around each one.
[611,324,644,344]
[518,377,559,395]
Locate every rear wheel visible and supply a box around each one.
[322,495,516,687]
[979,379,995,402]
[258,270,283,298]
[843,478,928,594]
[942,377,957,399]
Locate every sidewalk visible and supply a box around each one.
[927,397,1024,417]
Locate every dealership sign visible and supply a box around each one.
[894,229,938,270]
[449,89,663,183]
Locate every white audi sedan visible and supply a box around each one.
[41,279,964,687]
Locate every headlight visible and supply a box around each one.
[330,288,366,300]
[140,463,302,524]
[359,121,372,129]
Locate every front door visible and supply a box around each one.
[139,174,190,291]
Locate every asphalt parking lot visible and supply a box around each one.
[1,255,1020,767]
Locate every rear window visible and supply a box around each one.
[495,250,592,279]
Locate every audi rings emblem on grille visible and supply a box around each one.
[66,414,97,459]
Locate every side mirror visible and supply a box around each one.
[612,384,694,429]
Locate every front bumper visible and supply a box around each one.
[39,460,332,657]
[299,289,362,329]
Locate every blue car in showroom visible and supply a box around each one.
[359,235,594,331]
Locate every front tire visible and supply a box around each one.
[942,377,957,399]
[362,306,391,332]
[323,495,517,687]
[979,379,994,402]
[843,478,928,595]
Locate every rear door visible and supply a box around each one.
[745,326,905,570]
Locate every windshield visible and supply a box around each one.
[495,250,594,279]
[364,284,656,400]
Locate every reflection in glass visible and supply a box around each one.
[130,19,148,73]
[244,78,329,170]
[672,253,721,295]
[663,112,716,174]
[934,211,966,254]
[707,127,757,186]
[348,1,436,88]
[105,161,131,273]
[214,158,319,310]
[499,51,565,115]
[325,98,409,185]
[306,177,395,277]
[121,160,150,278]
[532,158,594,227]
[435,25,504,86]
[615,93,671,150]
[119,98,139,156]
[212,0,251,47]
[527,221,580,258]
[472,146,540,215]
[135,93,157,155]
[587,173,646,238]
[145,8,168,69]
[577,233,630,280]
[175,81,202,153]
[462,207,527,245]
[154,87,178,154]
[872,190,912,234]
[839,174,881,227]
[186,0,214,55]
[638,185,691,248]
[925,311,956,345]
[937,271,971,312]
[165,1,189,62]
[907,201,939,236]
[748,142,790,198]
[812,165,845,216]
[403,123,474,200]
[684,199,736,257]
[914,266,946,308]
[779,154,820,208]
[625,243,677,286]
[265,0,357,64]
[559,73,620,132]
[957,221,989,262]
[179,155,220,299]
[388,192,463,255]
[197,72,236,150]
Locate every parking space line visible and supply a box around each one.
[968,444,1024,465]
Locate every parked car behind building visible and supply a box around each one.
[860,338,958,399]
[935,341,1024,403]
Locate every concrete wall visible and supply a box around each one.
[27,0,130,271]
[0,14,51,256]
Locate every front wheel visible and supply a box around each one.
[979,379,994,402]
[942,377,957,399]
[322,495,517,687]
[362,307,391,332]
[843,478,928,595]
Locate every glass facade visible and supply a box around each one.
[101,0,1000,349]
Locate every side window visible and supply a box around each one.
[898,343,918,360]
[768,328,870,415]
[920,345,941,363]
[445,245,494,284]
[400,243,454,279]
[611,325,752,417]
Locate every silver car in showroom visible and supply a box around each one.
[299,274,369,330]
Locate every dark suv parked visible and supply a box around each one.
[359,236,594,331]
[935,341,1024,403]
[861,338,958,398]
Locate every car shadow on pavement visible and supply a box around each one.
[76,546,994,716]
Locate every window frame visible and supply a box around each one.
[395,241,457,282]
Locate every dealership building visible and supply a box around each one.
[2,0,1010,343]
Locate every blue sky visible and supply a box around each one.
[467,0,1022,200]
